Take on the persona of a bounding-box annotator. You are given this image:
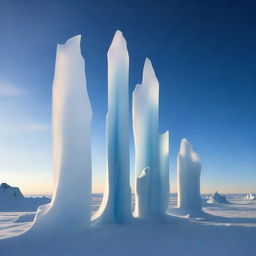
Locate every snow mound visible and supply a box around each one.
[14,213,36,223]
[207,191,231,204]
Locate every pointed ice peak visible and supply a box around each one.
[161,131,169,155]
[108,30,127,55]
[180,138,192,155]
[57,35,82,55]
[142,58,158,87]
[132,58,159,106]
[66,34,81,44]
[180,138,200,162]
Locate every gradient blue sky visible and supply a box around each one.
[0,0,255,195]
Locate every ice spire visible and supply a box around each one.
[177,138,202,214]
[93,30,131,223]
[31,35,92,231]
[133,58,169,218]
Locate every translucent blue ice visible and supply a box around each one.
[93,31,131,223]
[133,58,169,218]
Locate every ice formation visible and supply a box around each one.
[94,31,131,223]
[207,191,230,204]
[133,58,169,218]
[0,183,24,200]
[159,131,170,214]
[0,183,50,211]
[245,193,255,200]
[177,139,202,213]
[31,35,92,231]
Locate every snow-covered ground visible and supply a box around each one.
[0,194,256,256]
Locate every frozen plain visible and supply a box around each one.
[0,194,256,256]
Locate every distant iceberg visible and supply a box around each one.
[0,183,50,212]
[0,183,24,200]
[245,193,255,200]
[207,191,231,204]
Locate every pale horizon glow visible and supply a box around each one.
[3,176,254,196]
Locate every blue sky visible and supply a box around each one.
[0,0,255,195]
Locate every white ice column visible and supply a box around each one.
[94,30,131,223]
[177,138,202,213]
[31,35,92,231]
[159,131,170,215]
[135,167,151,218]
[133,58,160,218]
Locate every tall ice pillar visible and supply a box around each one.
[31,35,92,231]
[177,138,202,214]
[133,58,164,218]
[94,30,131,223]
